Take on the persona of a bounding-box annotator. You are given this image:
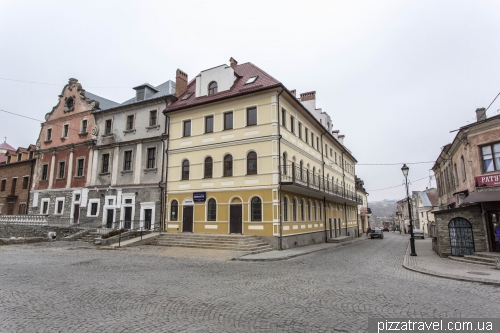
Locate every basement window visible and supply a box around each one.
[245,76,258,84]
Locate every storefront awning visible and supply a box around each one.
[462,191,500,204]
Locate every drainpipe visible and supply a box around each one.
[276,88,284,250]
[320,130,327,242]
[323,196,327,242]
[163,114,171,233]
[341,151,347,236]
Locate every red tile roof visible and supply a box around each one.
[164,62,281,113]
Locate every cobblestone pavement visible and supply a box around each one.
[0,233,499,333]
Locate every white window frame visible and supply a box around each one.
[46,127,53,142]
[140,202,155,230]
[62,123,70,138]
[120,194,136,229]
[54,197,65,215]
[75,157,86,177]
[101,195,117,227]
[80,118,88,134]
[87,199,100,217]
[57,160,66,179]
[40,198,50,214]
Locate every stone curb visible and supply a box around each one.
[234,237,367,262]
[401,241,500,286]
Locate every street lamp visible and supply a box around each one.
[402,164,417,256]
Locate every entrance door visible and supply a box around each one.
[73,204,80,224]
[449,217,475,256]
[144,209,152,230]
[7,202,14,215]
[230,204,242,234]
[106,209,114,228]
[488,212,500,252]
[183,206,193,232]
[124,207,132,229]
[329,218,333,238]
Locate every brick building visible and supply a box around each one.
[0,144,36,215]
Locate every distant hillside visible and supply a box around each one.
[369,199,397,218]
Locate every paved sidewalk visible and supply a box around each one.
[402,237,500,285]
[235,236,367,261]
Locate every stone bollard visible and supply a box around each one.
[496,257,500,270]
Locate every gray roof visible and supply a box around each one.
[418,192,432,207]
[121,80,175,107]
[133,83,159,91]
[85,92,120,110]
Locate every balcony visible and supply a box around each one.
[281,165,363,205]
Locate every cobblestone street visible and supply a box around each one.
[0,233,498,333]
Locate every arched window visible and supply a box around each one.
[299,160,303,180]
[283,152,287,175]
[208,81,218,95]
[308,200,311,221]
[247,152,257,175]
[314,201,317,220]
[283,196,288,221]
[207,198,216,221]
[170,200,178,221]
[204,157,213,178]
[301,199,305,221]
[312,167,316,185]
[251,197,262,221]
[182,160,189,180]
[461,155,467,181]
[224,154,233,177]
[292,198,297,221]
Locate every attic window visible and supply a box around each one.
[245,76,258,84]
[208,82,218,96]
[136,89,145,101]
[181,93,193,101]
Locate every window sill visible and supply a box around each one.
[146,125,160,131]
[61,137,68,141]
[102,133,114,138]
[56,177,66,180]
[44,140,52,144]
[121,170,133,175]
[74,176,84,179]
[123,129,136,134]
[78,132,88,137]
[143,168,157,174]
[99,172,110,176]
[40,179,48,182]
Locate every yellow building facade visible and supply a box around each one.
[163,60,361,249]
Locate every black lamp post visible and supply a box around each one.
[402,164,417,256]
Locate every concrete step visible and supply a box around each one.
[448,256,496,267]
[474,252,500,259]
[154,243,273,252]
[464,255,497,264]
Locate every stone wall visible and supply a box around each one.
[0,224,72,241]
[433,204,487,257]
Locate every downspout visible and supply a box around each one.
[159,101,168,233]
[276,88,284,250]
[320,130,327,241]
[163,114,171,233]
[341,151,347,236]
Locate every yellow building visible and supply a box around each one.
[163,58,361,249]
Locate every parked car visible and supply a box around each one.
[382,227,389,232]
[370,228,384,239]
[413,229,425,239]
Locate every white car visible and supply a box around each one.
[413,229,425,239]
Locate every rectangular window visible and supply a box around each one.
[91,202,98,215]
[63,124,69,138]
[46,128,52,141]
[6,156,10,164]
[76,158,84,177]
[42,201,49,214]
[0,179,5,191]
[102,154,110,173]
[183,120,191,137]
[124,151,132,171]
[81,119,88,133]
[29,151,33,159]
[311,133,314,148]
[147,147,156,169]
[290,116,295,134]
[127,115,134,130]
[330,148,333,157]
[149,110,157,126]
[317,138,320,151]
[298,122,302,139]
[481,143,500,172]
[22,176,29,189]
[335,152,337,164]
[11,178,16,194]
[56,200,63,214]
[17,154,21,161]
[224,112,233,130]
[58,161,65,179]
[41,164,48,181]
[247,107,257,126]
[19,203,26,214]
[205,115,214,133]
[281,108,286,128]
[105,119,112,135]
[305,128,309,144]
[325,144,327,155]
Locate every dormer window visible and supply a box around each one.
[136,89,145,101]
[208,81,218,96]
[17,154,22,162]
[245,76,258,84]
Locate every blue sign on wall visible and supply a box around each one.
[193,192,206,202]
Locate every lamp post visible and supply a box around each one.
[402,164,417,256]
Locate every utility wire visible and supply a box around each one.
[0,77,131,89]
[357,161,434,165]
[0,109,81,133]
[367,176,430,192]
[486,91,500,111]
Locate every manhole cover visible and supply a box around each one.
[467,271,491,276]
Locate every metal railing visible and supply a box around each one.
[281,164,363,204]
[102,220,159,247]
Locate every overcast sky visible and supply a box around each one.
[1,0,500,202]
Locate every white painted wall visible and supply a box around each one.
[195,65,236,97]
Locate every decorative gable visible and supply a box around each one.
[195,64,237,97]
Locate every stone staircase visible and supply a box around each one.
[73,230,101,244]
[448,252,499,267]
[149,233,274,254]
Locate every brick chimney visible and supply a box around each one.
[300,91,316,113]
[300,91,316,102]
[332,130,339,139]
[290,89,296,97]
[175,69,188,97]
[229,57,238,68]
[476,107,486,122]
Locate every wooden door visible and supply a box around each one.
[230,204,242,234]
[144,209,152,230]
[106,209,113,228]
[73,204,80,224]
[124,207,132,229]
[183,206,193,232]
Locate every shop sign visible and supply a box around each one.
[475,173,500,187]
[193,192,206,202]
[183,198,194,205]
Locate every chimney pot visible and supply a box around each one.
[300,91,316,102]
[175,69,188,97]
[475,107,486,122]
[229,57,238,68]
[290,89,296,97]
